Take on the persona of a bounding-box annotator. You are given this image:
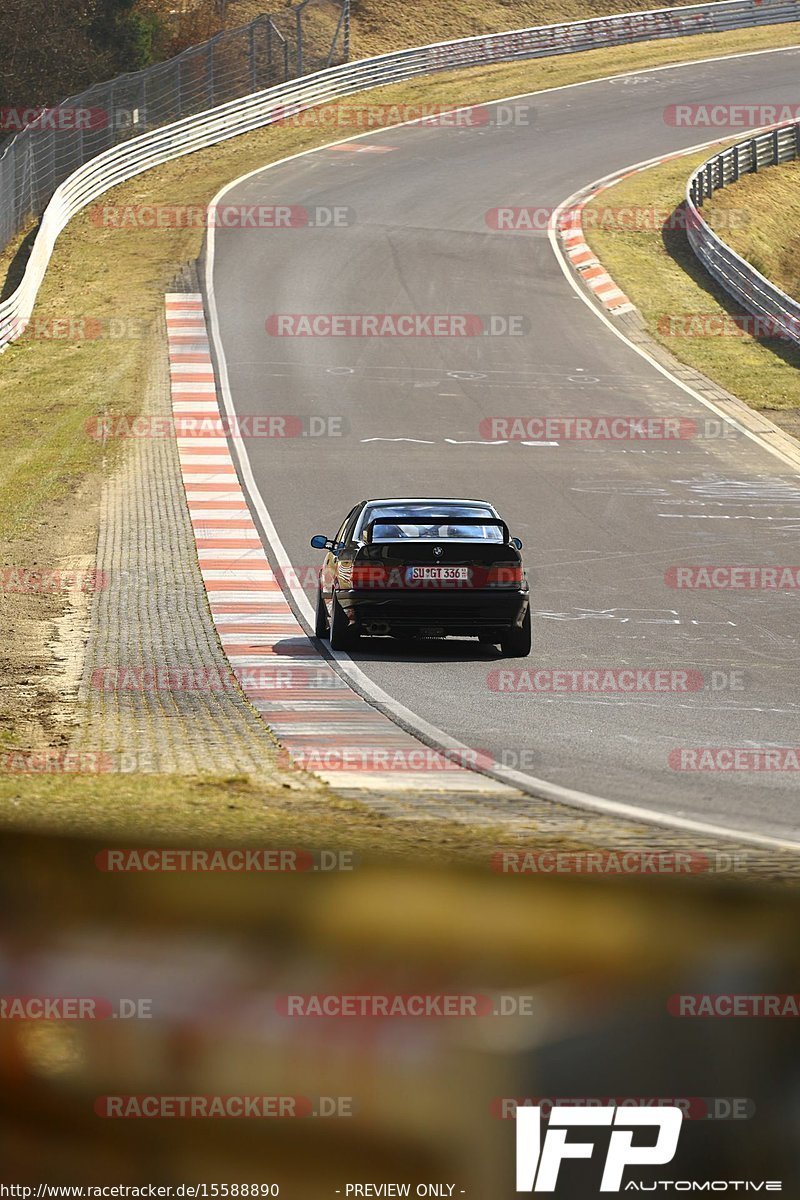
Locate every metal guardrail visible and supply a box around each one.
[686,122,800,346]
[2,0,800,351]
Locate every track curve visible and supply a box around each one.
[207,44,800,844]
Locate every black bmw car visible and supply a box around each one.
[310,497,530,656]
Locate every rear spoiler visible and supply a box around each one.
[365,516,510,543]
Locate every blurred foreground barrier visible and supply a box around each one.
[0,830,797,1188]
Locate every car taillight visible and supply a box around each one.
[486,563,523,587]
[351,563,390,588]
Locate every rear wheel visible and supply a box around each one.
[314,583,329,639]
[329,590,359,651]
[500,608,531,657]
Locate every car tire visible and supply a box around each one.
[314,583,329,639]
[500,608,531,657]
[329,590,358,651]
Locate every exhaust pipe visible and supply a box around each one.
[364,621,391,635]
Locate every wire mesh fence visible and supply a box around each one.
[0,0,349,256]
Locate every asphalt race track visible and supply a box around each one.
[207,45,800,843]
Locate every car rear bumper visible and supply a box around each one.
[337,587,529,632]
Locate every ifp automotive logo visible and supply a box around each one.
[516,1105,682,1192]
[515,1105,782,1192]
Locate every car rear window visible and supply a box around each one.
[365,505,502,542]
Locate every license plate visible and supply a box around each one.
[406,566,470,582]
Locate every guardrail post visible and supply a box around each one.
[46,126,56,200]
[732,143,739,182]
[795,122,800,160]
[104,84,115,156]
[172,60,180,119]
[772,127,780,164]
[325,0,350,67]
[751,137,758,172]
[139,73,149,140]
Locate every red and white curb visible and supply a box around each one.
[166,293,513,795]
[557,147,700,316]
[559,207,635,315]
